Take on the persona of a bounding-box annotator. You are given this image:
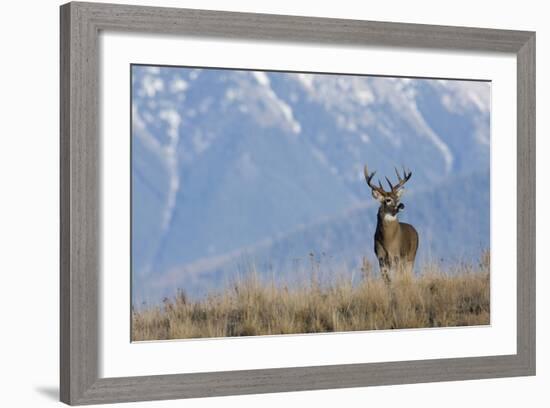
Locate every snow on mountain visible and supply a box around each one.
[131,65,490,304]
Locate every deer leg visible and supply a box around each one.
[391,256,403,278]
[404,261,414,277]
[379,258,391,285]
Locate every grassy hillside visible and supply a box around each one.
[132,256,490,341]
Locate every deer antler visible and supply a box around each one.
[364,165,387,195]
[392,166,412,192]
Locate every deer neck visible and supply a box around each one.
[377,208,400,239]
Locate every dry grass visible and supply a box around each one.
[132,258,490,341]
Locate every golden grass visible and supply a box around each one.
[132,256,490,341]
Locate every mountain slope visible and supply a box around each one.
[131,66,490,304]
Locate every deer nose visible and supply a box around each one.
[398,203,405,210]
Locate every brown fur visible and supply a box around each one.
[374,210,419,283]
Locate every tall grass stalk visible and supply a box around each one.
[132,260,490,341]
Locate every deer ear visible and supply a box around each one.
[395,188,404,198]
[372,189,384,202]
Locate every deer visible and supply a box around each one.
[364,164,419,284]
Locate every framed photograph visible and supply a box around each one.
[60,1,535,405]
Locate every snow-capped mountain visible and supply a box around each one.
[131,65,490,304]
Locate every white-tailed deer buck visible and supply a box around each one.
[364,164,419,284]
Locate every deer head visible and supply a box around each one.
[364,164,412,219]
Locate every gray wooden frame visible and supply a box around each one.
[60,1,536,405]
